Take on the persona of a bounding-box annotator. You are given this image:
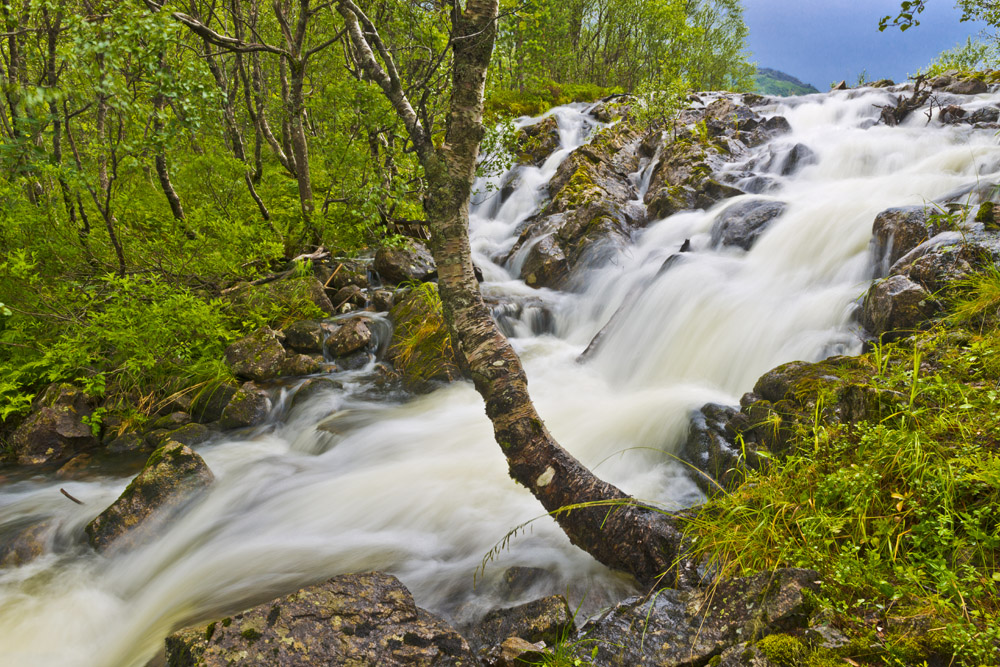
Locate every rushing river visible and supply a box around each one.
[2,86,1000,666]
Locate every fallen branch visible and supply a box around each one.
[60,488,85,505]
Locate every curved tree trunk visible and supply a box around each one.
[339,0,693,587]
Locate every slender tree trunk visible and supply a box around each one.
[152,54,189,231]
[338,0,692,586]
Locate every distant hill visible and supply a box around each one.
[753,67,820,96]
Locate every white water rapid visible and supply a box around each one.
[3,88,1000,666]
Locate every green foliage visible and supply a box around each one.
[683,278,1000,664]
[485,80,620,120]
[919,37,996,77]
[389,282,459,389]
[753,68,820,97]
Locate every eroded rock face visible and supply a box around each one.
[375,241,437,286]
[85,441,213,553]
[583,568,820,666]
[164,571,477,666]
[645,139,743,221]
[472,595,574,650]
[224,328,287,382]
[710,199,787,250]
[11,384,99,465]
[517,115,561,165]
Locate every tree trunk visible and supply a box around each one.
[338,0,693,587]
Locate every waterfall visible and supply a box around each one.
[2,87,1000,667]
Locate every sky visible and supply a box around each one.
[744,0,988,89]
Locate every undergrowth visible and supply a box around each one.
[683,267,1000,665]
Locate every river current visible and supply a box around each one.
[2,86,1000,665]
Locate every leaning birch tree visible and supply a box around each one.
[336,0,693,586]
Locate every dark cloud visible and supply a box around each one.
[745,0,985,89]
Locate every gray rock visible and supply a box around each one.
[164,423,214,448]
[375,241,437,286]
[279,353,323,377]
[521,234,568,289]
[11,384,99,465]
[165,571,477,666]
[326,319,373,357]
[224,328,287,382]
[473,596,575,649]
[106,432,148,455]
[0,522,51,567]
[148,412,191,432]
[862,275,936,339]
[85,441,213,553]
[944,77,987,95]
[219,382,271,430]
[711,199,787,250]
[517,115,561,165]
[871,206,930,276]
[682,403,752,494]
[373,289,396,312]
[332,284,366,309]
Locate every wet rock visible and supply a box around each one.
[375,241,437,286]
[832,80,848,90]
[480,637,547,667]
[584,569,821,666]
[11,384,100,466]
[892,236,979,294]
[862,275,937,339]
[939,104,967,124]
[473,596,575,649]
[388,286,460,391]
[162,423,214,448]
[279,353,323,377]
[645,136,744,220]
[945,77,987,95]
[871,78,896,88]
[106,432,148,455]
[682,403,751,494]
[85,441,214,553]
[711,199,787,250]
[219,382,271,430]
[0,522,51,567]
[317,259,370,292]
[589,95,634,122]
[190,382,239,424]
[56,453,95,478]
[521,234,568,288]
[929,74,956,89]
[282,320,335,353]
[497,566,557,601]
[164,571,476,666]
[871,206,931,276]
[326,318,373,357]
[516,115,561,165]
[149,412,192,432]
[969,106,1000,124]
[760,142,817,176]
[370,289,394,312]
[289,377,343,412]
[332,284,366,309]
[224,327,287,382]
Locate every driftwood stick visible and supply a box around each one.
[60,488,85,505]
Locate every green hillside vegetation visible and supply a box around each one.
[754,66,821,96]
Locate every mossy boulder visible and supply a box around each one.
[516,115,561,165]
[389,286,461,392]
[224,327,287,382]
[944,77,987,95]
[162,423,214,448]
[325,318,373,357]
[85,441,214,553]
[10,383,100,465]
[374,240,437,286]
[219,382,271,430]
[225,275,335,320]
[164,571,477,666]
[645,138,743,221]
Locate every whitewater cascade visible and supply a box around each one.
[3,86,1000,666]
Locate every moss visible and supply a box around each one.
[757,634,806,666]
[205,622,217,642]
[240,627,263,643]
[221,617,232,627]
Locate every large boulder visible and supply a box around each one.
[682,403,751,494]
[944,77,987,95]
[375,241,437,286]
[11,384,99,465]
[582,569,821,666]
[871,206,931,276]
[219,382,271,430]
[224,328,287,382]
[190,382,239,424]
[85,441,214,553]
[862,275,936,339]
[164,571,477,666]
[710,199,787,250]
[644,138,743,221]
